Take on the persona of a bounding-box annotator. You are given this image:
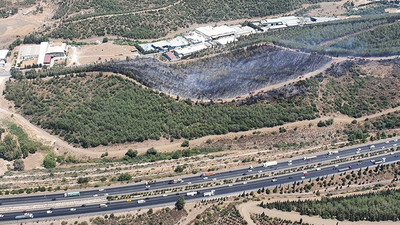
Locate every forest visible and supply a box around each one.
[227,13,400,57]
[48,0,339,40]
[4,73,318,148]
[263,189,400,221]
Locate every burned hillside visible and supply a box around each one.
[107,45,331,99]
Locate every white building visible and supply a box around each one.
[231,25,256,36]
[174,43,209,58]
[214,36,237,45]
[37,42,49,66]
[0,50,9,67]
[183,31,210,44]
[195,25,236,40]
[152,36,189,52]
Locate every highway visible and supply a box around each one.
[0,147,399,222]
[0,138,398,207]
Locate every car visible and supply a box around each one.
[104,193,109,196]
[336,156,340,159]
[187,182,192,185]
[395,139,398,142]
[288,176,293,179]
[288,162,292,166]
[316,168,321,171]
[70,208,76,211]
[243,181,247,185]
[46,210,53,214]
[301,176,306,179]
[126,199,132,202]
[203,177,209,180]
[271,178,277,182]
[242,173,247,176]
[248,169,253,172]
[145,185,151,189]
[52,198,56,201]
[212,178,217,181]
[162,194,168,197]
[382,146,385,149]
[22,210,27,213]
[99,188,104,191]
[258,170,263,173]
[228,184,233,187]
[81,204,87,207]
[0,214,3,218]
[386,141,390,144]
[93,194,98,197]
[391,152,395,155]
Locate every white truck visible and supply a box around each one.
[187,191,200,196]
[15,213,34,220]
[303,156,317,160]
[328,150,339,155]
[203,190,215,197]
[263,161,278,167]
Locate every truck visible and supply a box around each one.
[203,190,215,197]
[303,156,317,160]
[200,172,215,177]
[145,180,156,185]
[187,191,200,196]
[169,178,184,184]
[374,158,386,165]
[338,166,352,172]
[328,151,339,155]
[263,161,278,167]
[64,191,80,197]
[15,213,34,220]
[99,203,108,208]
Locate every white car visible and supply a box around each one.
[258,170,263,173]
[70,208,76,211]
[0,214,4,217]
[203,177,208,180]
[336,156,340,159]
[301,176,306,179]
[382,146,385,149]
[248,169,253,172]
[46,210,53,214]
[228,184,233,187]
[243,181,247,185]
[316,168,321,171]
[187,182,192,185]
[104,193,109,196]
[212,178,217,181]
[162,194,168,197]
[99,188,104,192]
[93,194,98,197]
[271,178,277,182]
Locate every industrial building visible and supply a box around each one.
[183,31,211,44]
[250,16,302,31]
[0,50,9,68]
[17,42,68,67]
[195,25,237,40]
[174,43,210,58]
[152,36,189,52]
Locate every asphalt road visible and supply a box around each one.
[0,148,399,222]
[0,138,398,207]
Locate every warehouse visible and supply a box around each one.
[0,50,8,68]
[231,25,256,36]
[37,42,49,66]
[183,31,211,44]
[152,37,189,52]
[174,43,209,58]
[195,25,236,40]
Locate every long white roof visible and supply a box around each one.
[37,42,49,65]
[195,25,236,39]
[174,43,208,56]
[0,50,9,60]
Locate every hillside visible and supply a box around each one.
[47,0,340,39]
[4,57,400,148]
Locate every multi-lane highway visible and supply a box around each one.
[0,138,398,222]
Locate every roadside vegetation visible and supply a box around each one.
[0,121,48,162]
[262,189,400,221]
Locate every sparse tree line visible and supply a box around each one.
[263,189,400,221]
